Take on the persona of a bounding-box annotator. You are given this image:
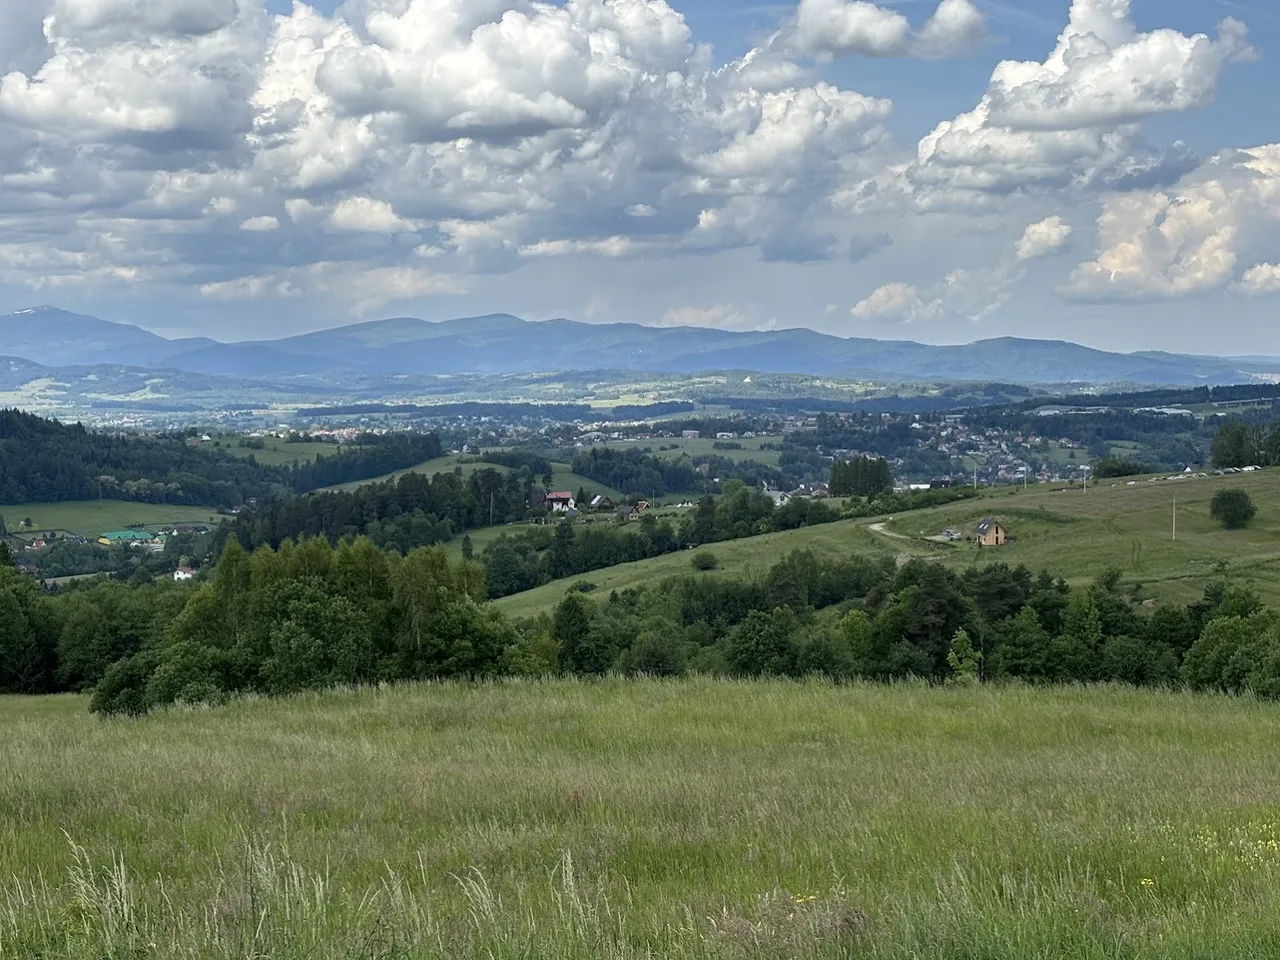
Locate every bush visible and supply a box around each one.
[569,580,597,593]
[691,551,719,571]
[1093,457,1145,479]
[1210,488,1257,529]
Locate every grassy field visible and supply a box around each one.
[326,456,628,502]
[493,519,886,618]
[603,435,784,466]
[7,679,1280,958]
[882,468,1280,606]
[217,437,342,466]
[324,454,513,491]
[0,500,223,538]
[490,468,1280,617]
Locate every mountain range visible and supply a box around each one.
[2,306,1277,387]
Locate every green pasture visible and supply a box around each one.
[218,437,342,466]
[601,435,784,466]
[0,501,223,539]
[490,469,1280,617]
[492,519,885,619]
[7,680,1280,958]
[323,454,512,491]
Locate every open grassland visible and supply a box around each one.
[0,500,222,538]
[218,437,342,466]
[6,680,1280,959]
[323,454,512,491]
[323,455,626,501]
[883,468,1280,606]
[602,435,784,466]
[493,469,1280,617]
[549,463,628,500]
[492,520,888,618]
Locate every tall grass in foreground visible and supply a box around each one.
[6,678,1280,958]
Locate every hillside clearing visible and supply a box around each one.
[0,500,223,538]
[6,680,1280,958]
[490,469,1280,617]
[217,437,342,466]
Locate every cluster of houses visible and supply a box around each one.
[95,524,210,553]
[543,491,656,523]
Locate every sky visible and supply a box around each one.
[0,0,1278,353]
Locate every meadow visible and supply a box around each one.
[0,500,223,539]
[218,436,342,466]
[601,435,784,466]
[6,679,1280,959]
[326,454,628,501]
[491,469,1280,617]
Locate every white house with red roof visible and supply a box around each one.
[545,492,576,512]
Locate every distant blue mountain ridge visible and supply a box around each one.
[1,305,1277,387]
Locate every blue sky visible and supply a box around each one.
[0,0,1278,354]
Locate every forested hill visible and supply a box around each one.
[0,409,442,507]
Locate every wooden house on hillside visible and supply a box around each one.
[974,518,1007,547]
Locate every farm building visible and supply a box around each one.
[97,530,156,547]
[589,495,616,511]
[974,519,1007,547]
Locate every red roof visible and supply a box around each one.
[546,491,574,500]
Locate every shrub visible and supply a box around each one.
[1093,457,1145,479]
[1210,488,1257,529]
[690,550,719,571]
[569,580,597,593]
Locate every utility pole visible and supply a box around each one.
[1172,496,1176,542]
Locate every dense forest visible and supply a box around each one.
[0,409,442,506]
[5,527,1279,716]
[217,466,533,552]
[829,456,894,496]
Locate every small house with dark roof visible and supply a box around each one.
[974,518,1006,547]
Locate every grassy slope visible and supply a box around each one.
[325,456,628,502]
[7,680,1280,958]
[218,437,342,466]
[323,454,512,491]
[0,501,223,538]
[601,435,784,466]
[883,469,1280,605]
[492,519,887,618]
[490,469,1280,617]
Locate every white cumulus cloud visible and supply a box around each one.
[777,0,985,60]
[1016,215,1072,260]
[1238,263,1280,296]
[852,282,942,322]
[240,215,280,232]
[905,0,1252,206]
[327,197,417,234]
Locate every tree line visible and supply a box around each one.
[0,409,443,506]
[216,467,531,553]
[480,482,841,598]
[10,529,1280,714]
[829,456,893,497]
